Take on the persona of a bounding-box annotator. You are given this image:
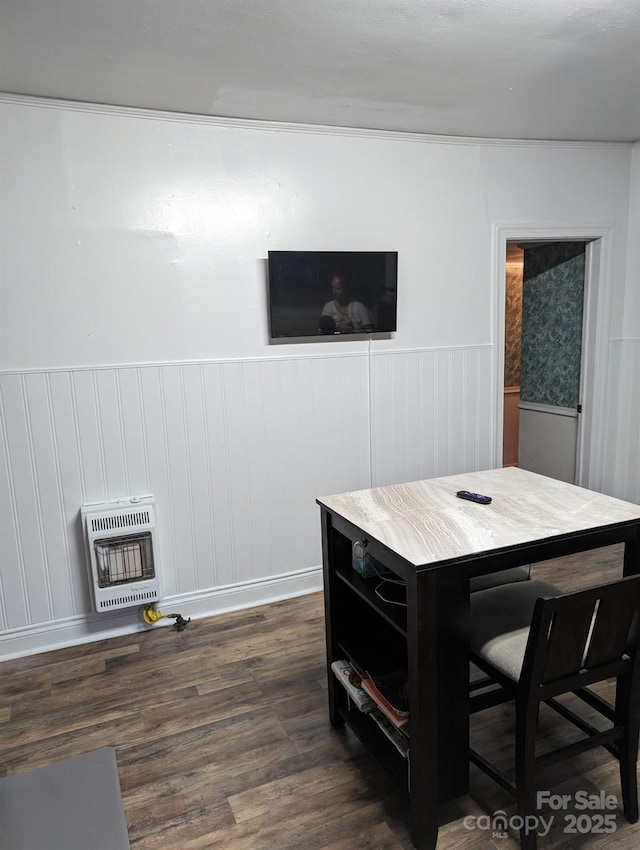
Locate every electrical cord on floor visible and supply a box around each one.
[141,605,191,631]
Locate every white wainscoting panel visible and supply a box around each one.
[603,339,640,504]
[0,353,372,648]
[370,346,493,486]
[1,345,495,657]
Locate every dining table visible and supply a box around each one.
[317,466,640,849]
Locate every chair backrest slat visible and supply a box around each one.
[542,596,598,681]
[586,594,639,668]
[525,576,640,686]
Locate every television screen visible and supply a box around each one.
[267,251,398,339]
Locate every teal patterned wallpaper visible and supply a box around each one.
[520,242,585,409]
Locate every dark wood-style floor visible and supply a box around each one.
[1,545,639,849]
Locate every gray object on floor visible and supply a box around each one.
[0,747,130,850]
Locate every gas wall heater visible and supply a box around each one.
[81,496,162,613]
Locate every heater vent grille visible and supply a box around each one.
[98,589,159,609]
[90,510,150,533]
[94,532,155,587]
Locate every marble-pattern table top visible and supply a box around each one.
[317,467,640,567]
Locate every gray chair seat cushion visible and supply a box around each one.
[470,566,530,593]
[469,580,561,681]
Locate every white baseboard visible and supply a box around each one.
[0,566,323,662]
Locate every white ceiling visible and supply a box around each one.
[1,0,639,142]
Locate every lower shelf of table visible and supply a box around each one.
[338,704,410,790]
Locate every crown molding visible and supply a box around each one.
[0,92,631,150]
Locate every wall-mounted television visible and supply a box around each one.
[267,251,398,339]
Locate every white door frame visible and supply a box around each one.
[492,224,614,489]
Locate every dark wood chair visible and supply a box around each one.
[468,575,640,850]
[470,565,529,593]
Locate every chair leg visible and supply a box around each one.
[619,723,639,823]
[515,696,540,850]
[616,674,640,823]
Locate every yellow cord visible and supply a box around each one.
[141,605,190,631]
[141,604,165,625]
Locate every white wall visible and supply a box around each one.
[0,96,635,658]
[607,142,640,503]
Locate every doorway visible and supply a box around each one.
[503,241,587,483]
[493,226,612,489]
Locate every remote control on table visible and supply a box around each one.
[456,490,492,505]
